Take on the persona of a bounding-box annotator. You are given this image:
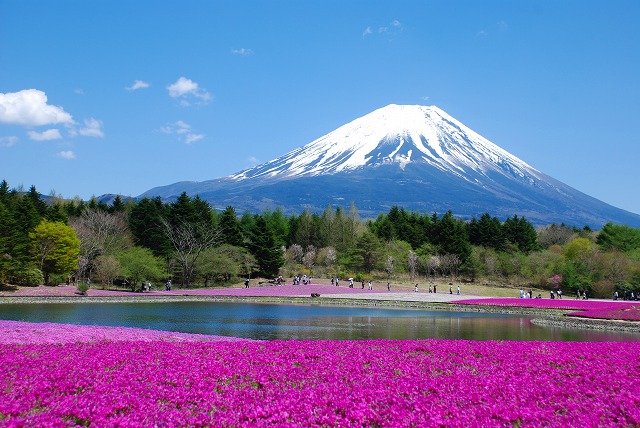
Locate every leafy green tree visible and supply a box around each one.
[29,220,80,284]
[350,231,383,273]
[117,247,165,291]
[597,222,640,253]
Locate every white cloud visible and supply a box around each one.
[476,30,489,37]
[161,120,204,144]
[184,133,204,144]
[0,89,73,126]
[498,20,509,31]
[362,26,372,37]
[28,128,62,141]
[78,118,105,138]
[126,80,150,91]
[0,136,18,147]
[74,88,85,95]
[232,48,254,56]
[166,77,212,105]
[57,150,75,160]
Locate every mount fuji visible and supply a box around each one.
[140,104,640,228]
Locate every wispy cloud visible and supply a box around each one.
[0,89,73,127]
[79,118,105,138]
[231,48,254,56]
[247,156,260,167]
[161,120,204,144]
[74,88,85,95]
[167,77,212,106]
[126,80,151,91]
[498,20,509,31]
[184,133,204,144]
[363,20,403,39]
[28,129,63,141]
[0,136,18,148]
[57,150,75,160]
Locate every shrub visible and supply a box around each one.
[77,281,89,295]
[46,273,67,287]
[14,268,44,287]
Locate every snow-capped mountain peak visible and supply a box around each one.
[230,104,540,184]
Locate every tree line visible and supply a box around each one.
[1,179,639,297]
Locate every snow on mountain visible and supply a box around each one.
[230,104,540,186]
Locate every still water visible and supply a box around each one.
[1,301,638,341]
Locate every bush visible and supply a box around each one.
[14,268,44,287]
[77,281,89,295]
[46,273,67,286]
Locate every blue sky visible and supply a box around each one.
[1,1,639,216]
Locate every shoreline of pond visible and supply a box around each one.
[1,294,638,334]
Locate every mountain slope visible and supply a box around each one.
[140,104,640,228]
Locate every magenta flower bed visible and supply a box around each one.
[0,320,249,345]
[1,322,640,427]
[0,283,385,298]
[455,298,640,321]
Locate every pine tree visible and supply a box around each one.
[249,216,283,278]
[219,206,244,247]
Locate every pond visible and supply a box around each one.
[1,301,638,341]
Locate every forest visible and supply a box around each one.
[1,179,640,298]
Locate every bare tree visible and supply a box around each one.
[424,255,440,281]
[162,219,221,287]
[385,255,394,281]
[440,254,462,279]
[407,251,418,280]
[93,255,121,290]
[302,245,316,270]
[285,244,304,265]
[70,209,131,279]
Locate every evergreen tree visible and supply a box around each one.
[468,213,506,251]
[264,208,289,248]
[109,195,126,213]
[239,210,257,239]
[503,215,538,253]
[431,211,472,262]
[219,206,244,247]
[249,216,283,278]
[128,197,172,257]
[26,185,47,218]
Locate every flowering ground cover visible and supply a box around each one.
[0,283,386,298]
[455,298,640,321]
[1,321,639,427]
[0,320,249,345]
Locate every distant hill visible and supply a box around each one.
[139,104,640,228]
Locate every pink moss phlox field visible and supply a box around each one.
[1,338,639,427]
[0,320,249,345]
[0,283,386,298]
[456,298,640,321]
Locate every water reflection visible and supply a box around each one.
[1,301,638,342]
